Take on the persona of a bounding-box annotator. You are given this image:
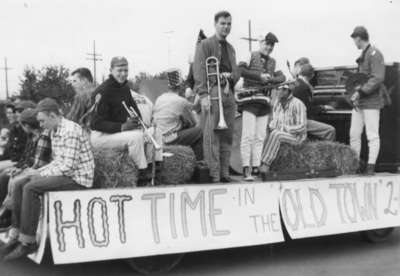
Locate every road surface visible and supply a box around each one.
[0,230,399,275]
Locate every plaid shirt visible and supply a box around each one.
[32,129,52,169]
[269,95,307,141]
[16,129,52,170]
[38,118,95,188]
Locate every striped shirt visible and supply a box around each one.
[38,118,95,188]
[269,95,307,142]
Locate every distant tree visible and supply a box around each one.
[18,65,75,108]
[19,67,37,100]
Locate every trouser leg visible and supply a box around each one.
[11,176,30,230]
[91,130,149,169]
[171,127,203,160]
[349,109,365,158]
[201,97,220,181]
[363,109,381,164]
[251,115,269,167]
[0,172,10,204]
[240,111,256,167]
[307,119,336,141]
[19,176,83,244]
[261,130,300,166]
[219,93,236,178]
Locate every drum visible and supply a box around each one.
[230,113,243,174]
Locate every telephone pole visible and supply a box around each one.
[0,57,12,99]
[241,20,258,52]
[86,40,102,85]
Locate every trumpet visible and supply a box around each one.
[122,101,161,150]
[205,56,228,130]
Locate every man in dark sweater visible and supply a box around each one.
[292,64,336,141]
[90,57,163,183]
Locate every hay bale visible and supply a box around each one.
[93,145,196,188]
[271,141,359,175]
[93,146,139,189]
[161,145,196,184]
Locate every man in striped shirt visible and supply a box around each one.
[0,98,95,261]
[260,83,307,180]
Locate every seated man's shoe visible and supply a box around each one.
[259,163,270,181]
[220,176,232,183]
[365,164,376,175]
[3,242,38,261]
[137,169,150,187]
[0,239,19,259]
[252,167,260,176]
[243,167,254,182]
[0,209,11,233]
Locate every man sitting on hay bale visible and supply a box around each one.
[292,62,336,141]
[90,57,163,185]
[66,67,96,132]
[260,83,307,180]
[0,98,94,261]
[0,108,51,232]
[153,69,203,161]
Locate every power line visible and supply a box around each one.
[0,57,12,99]
[240,20,258,52]
[86,40,102,85]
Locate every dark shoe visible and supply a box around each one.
[365,164,376,175]
[0,239,20,260]
[3,243,38,261]
[137,169,150,187]
[252,167,260,176]
[220,176,232,183]
[260,163,270,181]
[0,209,11,233]
[243,167,254,182]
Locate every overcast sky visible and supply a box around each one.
[0,0,399,99]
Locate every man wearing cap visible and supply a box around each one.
[153,69,203,160]
[67,67,96,132]
[91,57,162,185]
[237,32,286,181]
[349,26,386,175]
[0,98,94,260]
[260,83,307,180]
[0,102,34,170]
[193,11,240,183]
[292,63,336,141]
[0,108,51,233]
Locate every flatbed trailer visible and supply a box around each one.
[2,173,399,274]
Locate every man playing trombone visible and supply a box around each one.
[193,11,240,183]
[90,57,163,185]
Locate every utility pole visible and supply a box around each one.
[0,57,12,99]
[86,40,102,85]
[240,20,258,52]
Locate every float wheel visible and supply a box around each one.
[125,253,185,275]
[360,228,395,243]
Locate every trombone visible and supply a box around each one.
[205,56,228,130]
[122,101,161,150]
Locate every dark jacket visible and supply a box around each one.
[90,75,142,134]
[357,44,385,109]
[0,122,27,162]
[193,35,240,97]
[66,85,95,130]
[240,51,286,87]
[292,77,321,119]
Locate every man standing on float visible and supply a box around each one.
[193,11,240,183]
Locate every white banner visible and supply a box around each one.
[48,182,283,264]
[280,174,400,239]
